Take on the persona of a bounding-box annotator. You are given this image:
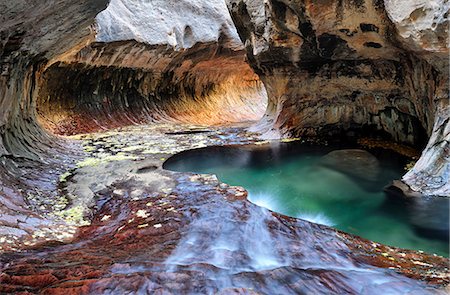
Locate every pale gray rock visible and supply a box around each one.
[96,0,243,50]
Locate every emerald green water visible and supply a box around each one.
[164,142,449,257]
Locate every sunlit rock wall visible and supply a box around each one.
[227,0,449,197]
[37,0,267,134]
[96,0,242,50]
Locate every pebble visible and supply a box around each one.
[101,215,111,221]
[136,210,150,218]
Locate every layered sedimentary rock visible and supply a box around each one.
[0,0,110,253]
[1,125,448,293]
[0,0,109,157]
[227,0,449,197]
[384,0,450,197]
[0,0,449,293]
[37,0,267,135]
[0,0,266,248]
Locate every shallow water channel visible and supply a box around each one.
[164,141,449,257]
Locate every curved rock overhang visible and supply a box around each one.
[0,0,111,256]
[226,0,449,197]
[0,0,109,158]
[0,0,449,292]
[37,41,266,135]
[0,0,268,252]
[32,0,267,135]
[1,0,268,154]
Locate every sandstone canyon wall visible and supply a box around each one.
[227,0,449,197]
[0,1,449,292]
[0,0,110,252]
[0,0,267,250]
[37,0,267,135]
[0,0,109,158]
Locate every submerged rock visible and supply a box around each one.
[0,124,448,293]
[226,0,449,197]
[408,196,450,242]
[0,0,448,293]
[319,149,381,182]
[386,182,450,242]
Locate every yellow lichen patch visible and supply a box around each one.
[59,171,72,183]
[75,153,139,168]
[122,145,143,152]
[55,205,90,226]
[76,157,102,168]
[83,145,97,153]
[405,160,417,171]
[68,134,88,140]
[102,153,139,162]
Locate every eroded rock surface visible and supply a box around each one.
[0,0,448,293]
[37,0,267,135]
[0,0,109,255]
[226,0,449,197]
[1,124,448,293]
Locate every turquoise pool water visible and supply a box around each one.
[164,142,449,257]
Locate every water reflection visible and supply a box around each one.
[164,142,449,257]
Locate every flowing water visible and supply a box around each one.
[164,141,449,257]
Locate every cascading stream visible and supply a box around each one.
[1,0,449,293]
[164,143,449,257]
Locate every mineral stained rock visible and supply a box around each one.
[0,0,449,293]
[226,0,449,197]
[1,125,448,293]
[0,0,109,254]
[0,0,109,157]
[37,0,267,135]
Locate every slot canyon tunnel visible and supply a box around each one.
[0,0,449,294]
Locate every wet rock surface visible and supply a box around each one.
[0,124,449,294]
[0,0,449,293]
